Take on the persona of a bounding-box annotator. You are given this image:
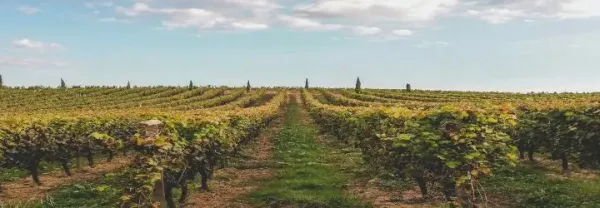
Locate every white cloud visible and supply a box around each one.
[231,21,269,30]
[352,26,382,36]
[108,0,600,38]
[557,0,600,19]
[12,39,65,51]
[291,0,600,27]
[463,0,600,23]
[294,0,459,22]
[415,41,449,48]
[116,0,282,20]
[116,3,150,17]
[392,29,414,36]
[279,15,344,30]
[221,0,280,11]
[117,3,274,30]
[0,57,69,67]
[163,0,281,13]
[466,8,525,24]
[85,2,114,9]
[98,17,131,23]
[159,8,227,29]
[18,6,39,15]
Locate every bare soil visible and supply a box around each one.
[348,178,447,208]
[524,157,599,180]
[0,157,132,205]
[184,109,282,208]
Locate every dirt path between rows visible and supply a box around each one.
[296,91,439,208]
[0,157,132,206]
[523,157,599,180]
[184,104,283,208]
[348,180,439,208]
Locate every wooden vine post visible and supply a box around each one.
[139,119,168,208]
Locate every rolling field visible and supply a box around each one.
[1,86,600,207]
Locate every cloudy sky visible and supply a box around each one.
[1,0,600,92]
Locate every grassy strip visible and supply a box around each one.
[0,155,113,183]
[15,171,129,208]
[483,164,600,208]
[247,99,368,208]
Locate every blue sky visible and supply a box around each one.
[1,0,600,92]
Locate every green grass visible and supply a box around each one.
[483,165,600,208]
[21,171,128,208]
[0,155,113,183]
[0,161,71,183]
[247,100,369,208]
[22,168,205,208]
[0,168,29,183]
[2,155,128,208]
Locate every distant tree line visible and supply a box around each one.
[0,75,416,91]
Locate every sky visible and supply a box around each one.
[1,0,600,92]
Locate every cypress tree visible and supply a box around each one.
[126,81,131,89]
[305,78,309,89]
[406,83,411,92]
[355,77,361,94]
[60,78,66,89]
[188,80,194,90]
[246,80,251,92]
[0,74,3,88]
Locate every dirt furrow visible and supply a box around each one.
[184,110,282,208]
[0,157,132,205]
